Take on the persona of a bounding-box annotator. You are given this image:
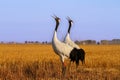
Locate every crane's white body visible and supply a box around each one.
[65,33,80,49]
[52,31,73,62]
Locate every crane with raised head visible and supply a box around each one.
[52,16,85,75]
[65,17,80,49]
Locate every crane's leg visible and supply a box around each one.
[60,56,66,76]
[68,61,71,71]
[62,62,66,76]
[82,59,85,65]
[76,60,79,71]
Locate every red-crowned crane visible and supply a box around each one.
[52,16,85,75]
[64,17,86,69]
[64,17,80,49]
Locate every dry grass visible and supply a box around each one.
[0,44,120,80]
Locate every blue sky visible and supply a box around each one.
[0,0,120,42]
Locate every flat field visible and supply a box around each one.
[0,44,120,80]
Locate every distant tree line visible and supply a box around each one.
[1,39,120,45]
[24,41,40,44]
[75,39,120,45]
[101,39,120,45]
[75,40,96,45]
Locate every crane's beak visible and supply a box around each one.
[66,16,71,20]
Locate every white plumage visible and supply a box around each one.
[52,31,73,58]
[65,33,80,49]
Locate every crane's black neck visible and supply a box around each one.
[68,22,72,33]
[55,20,59,32]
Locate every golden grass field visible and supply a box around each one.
[0,44,120,80]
